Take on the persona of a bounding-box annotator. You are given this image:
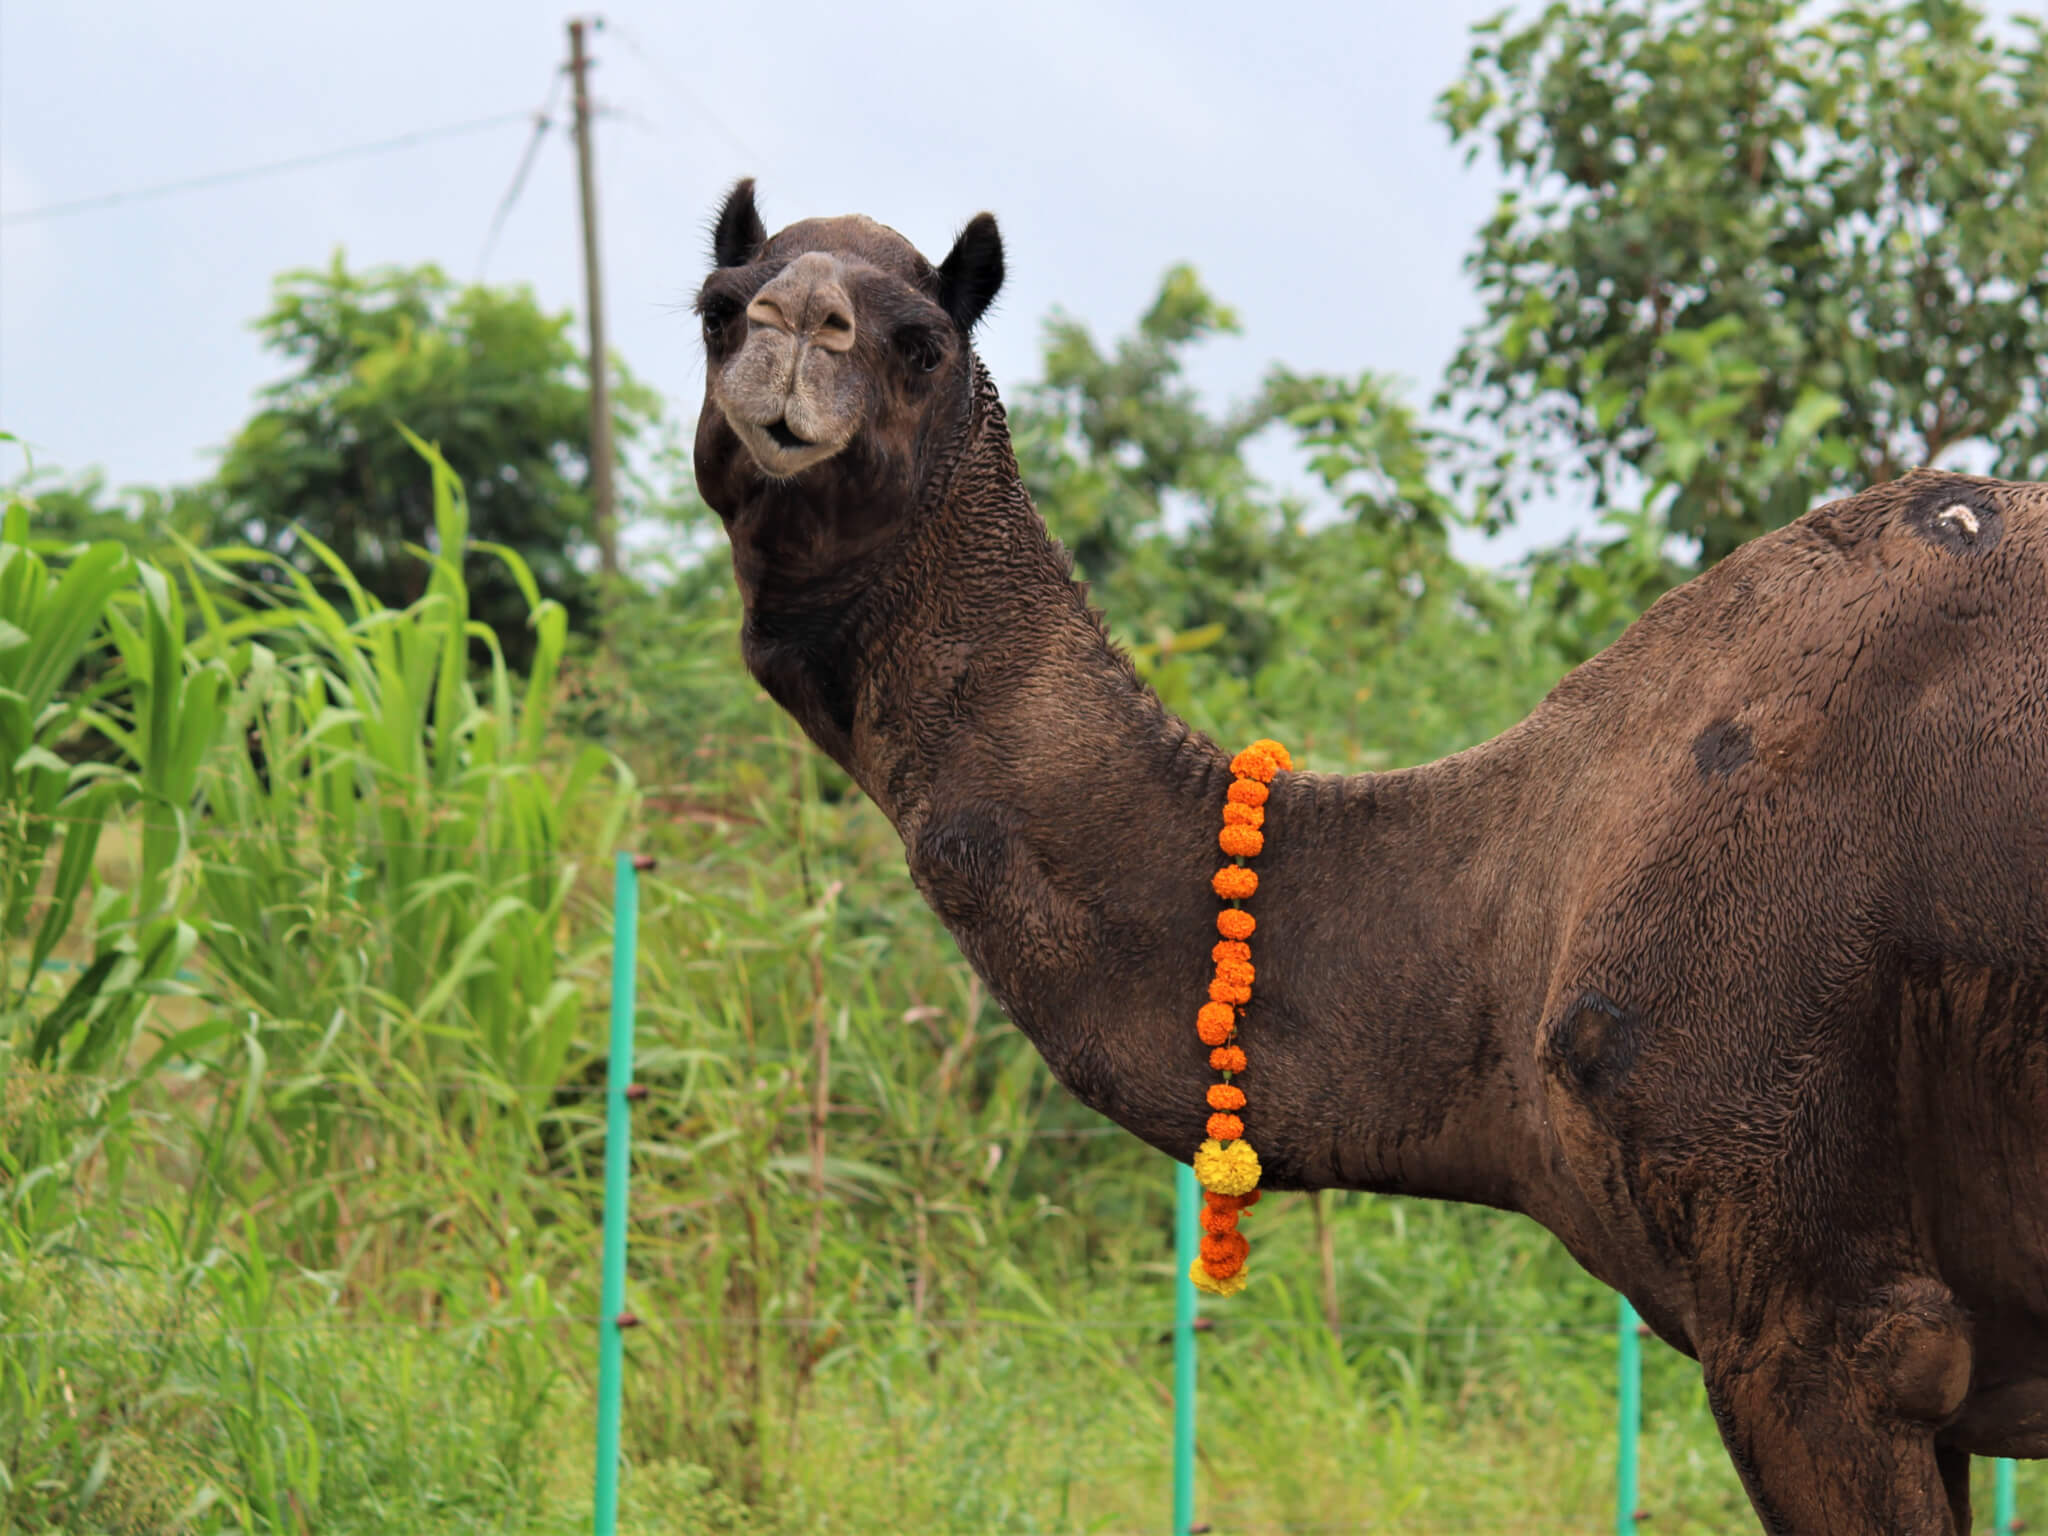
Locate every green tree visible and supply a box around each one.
[1440,0,2048,561]
[215,255,659,660]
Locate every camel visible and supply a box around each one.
[689,178,2048,1533]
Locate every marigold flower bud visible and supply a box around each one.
[1247,739,1292,772]
[1230,748,1280,783]
[1216,909,1256,941]
[1215,959,1255,988]
[1212,866,1258,901]
[1218,825,1264,859]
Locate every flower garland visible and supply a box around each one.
[1188,737,1291,1296]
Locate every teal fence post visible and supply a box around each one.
[1617,1294,1643,1536]
[1172,1162,1199,1535]
[1996,1457,2018,1534]
[593,851,647,1536]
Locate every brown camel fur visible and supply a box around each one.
[691,179,2048,1533]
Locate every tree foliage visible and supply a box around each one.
[214,256,659,661]
[1441,0,2048,560]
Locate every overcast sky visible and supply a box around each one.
[6,2,2017,567]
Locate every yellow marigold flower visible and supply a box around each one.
[1222,802,1265,829]
[1211,865,1258,901]
[1216,909,1256,941]
[1226,779,1269,808]
[1209,1044,1248,1073]
[1194,1136,1261,1196]
[1218,825,1264,858]
[1190,1258,1248,1297]
[1207,1083,1246,1112]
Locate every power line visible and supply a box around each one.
[477,71,569,279]
[605,19,764,170]
[0,110,536,227]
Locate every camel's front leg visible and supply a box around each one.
[1698,1281,1974,1534]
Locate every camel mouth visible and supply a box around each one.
[764,419,809,450]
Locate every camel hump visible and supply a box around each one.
[1795,468,2044,565]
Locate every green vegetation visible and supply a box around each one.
[1440,0,2048,558]
[3,0,2043,1528]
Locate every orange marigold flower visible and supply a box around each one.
[1212,939,1251,965]
[1212,866,1258,901]
[1208,980,1251,1006]
[1200,1231,1250,1270]
[1230,747,1280,783]
[1196,1010,1235,1047]
[1222,802,1265,829]
[1209,1045,1248,1073]
[1215,959,1255,988]
[1202,1250,1246,1282]
[1218,825,1264,858]
[1217,909,1256,941]
[1226,779,1269,808]
[1207,1111,1246,1142]
[1247,738,1292,772]
[1198,1000,1236,1031]
[1205,1188,1261,1214]
[1199,1204,1241,1235]
[1207,1083,1247,1112]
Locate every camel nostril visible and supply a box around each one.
[764,419,808,450]
[812,302,856,352]
[747,294,792,333]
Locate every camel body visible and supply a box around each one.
[690,181,2048,1531]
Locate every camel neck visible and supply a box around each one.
[735,389,1568,1224]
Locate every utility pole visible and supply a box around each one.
[568,16,619,580]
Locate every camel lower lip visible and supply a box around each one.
[764,419,808,449]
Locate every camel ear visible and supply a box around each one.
[937,213,1004,332]
[712,179,767,268]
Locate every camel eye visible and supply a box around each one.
[896,328,944,374]
[699,296,740,335]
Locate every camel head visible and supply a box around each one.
[692,180,1005,523]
